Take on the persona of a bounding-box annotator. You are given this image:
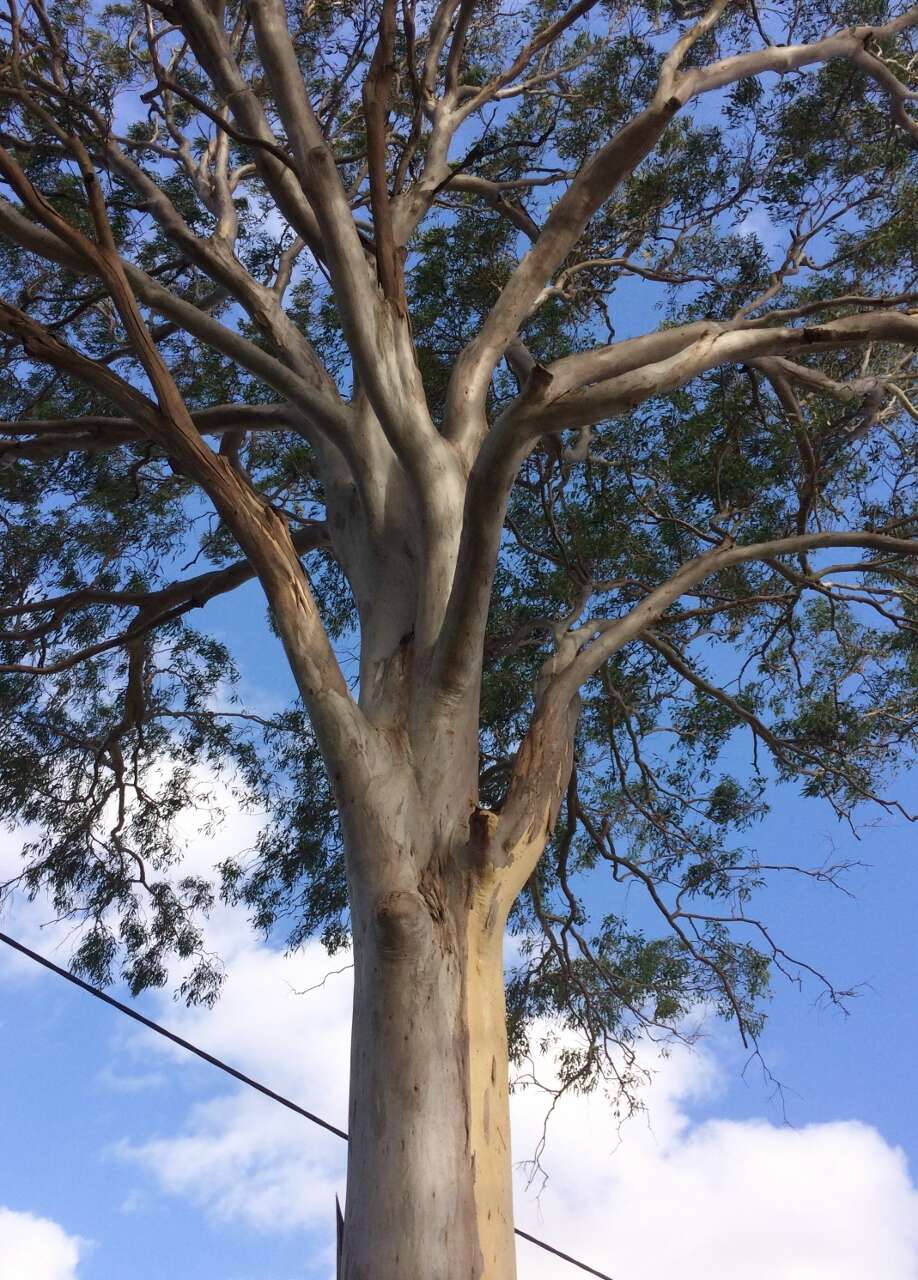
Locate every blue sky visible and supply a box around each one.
[1,577,917,1280]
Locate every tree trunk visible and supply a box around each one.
[341,856,516,1280]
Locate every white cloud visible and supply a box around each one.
[0,1206,83,1280]
[511,1044,918,1280]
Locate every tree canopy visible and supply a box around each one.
[0,0,917,1101]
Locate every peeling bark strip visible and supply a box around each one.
[1,1,918,1277]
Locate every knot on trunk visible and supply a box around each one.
[374,889,433,960]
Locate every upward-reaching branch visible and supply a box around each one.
[363,0,407,308]
[0,198,352,453]
[0,137,365,770]
[444,5,918,455]
[431,303,918,704]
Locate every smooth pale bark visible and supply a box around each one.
[343,860,515,1280]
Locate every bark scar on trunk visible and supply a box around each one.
[374,888,433,959]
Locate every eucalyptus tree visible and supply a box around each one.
[1,0,917,1273]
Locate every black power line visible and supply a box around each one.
[0,930,347,1139]
[514,1230,616,1280]
[0,929,616,1280]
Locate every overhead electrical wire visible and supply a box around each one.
[0,930,347,1139]
[0,929,617,1280]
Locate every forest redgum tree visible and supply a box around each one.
[1,0,917,1273]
